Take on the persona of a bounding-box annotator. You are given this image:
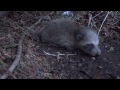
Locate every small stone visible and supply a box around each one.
[80,58,85,61]
[79,77,84,79]
[79,63,82,67]
[116,77,120,79]
[91,57,96,61]
[105,45,108,48]
[110,47,114,51]
[103,58,107,60]
[107,46,114,52]
[62,11,74,18]
[117,64,120,67]
[97,66,103,69]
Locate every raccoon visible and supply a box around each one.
[41,18,101,57]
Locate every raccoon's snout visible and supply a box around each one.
[80,44,101,57]
[90,47,101,57]
[96,48,101,56]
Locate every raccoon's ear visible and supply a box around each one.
[76,35,83,41]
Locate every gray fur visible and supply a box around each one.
[41,18,101,56]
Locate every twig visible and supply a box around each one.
[80,70,93,79]
[0,58,7,68]
[1,43,18,49]
[0,31,26,79]
[29,18,42,29]
[91,18,98,29]
[92,11,104,19]
[56,52,77,59]
[88,14,92,27]
[88,13,98,29]
[17,68,30,76]
[98,11,111,35]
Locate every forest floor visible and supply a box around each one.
[0,11,120,79]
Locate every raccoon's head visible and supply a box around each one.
[75,27,101,57]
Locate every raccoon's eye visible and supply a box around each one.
[85,44,94,50]
[76,35,83,41]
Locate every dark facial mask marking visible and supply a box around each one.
[84,44,94,51]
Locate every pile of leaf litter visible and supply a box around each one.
[0,11,120,79]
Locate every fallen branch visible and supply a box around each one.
[98,11,111,35]
[0,31,26,79]
[0,16,43,79]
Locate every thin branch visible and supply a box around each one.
[29,18,42,29]
[88,13,98,29]
[43,50,58,57]
[92,11,104,19]
[98,11,111,35]
[91,18,98,29]
[43,50,76,61]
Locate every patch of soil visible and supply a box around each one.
[31,35,120,79]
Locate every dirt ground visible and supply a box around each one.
[0,11,120,79]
